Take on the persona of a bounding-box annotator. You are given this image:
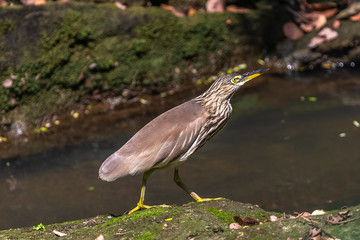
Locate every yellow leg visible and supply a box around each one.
[173,167,223,202]
[128,170,153,214]
[128,170,170,214]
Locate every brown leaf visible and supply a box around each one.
[283,22,304,40]
[314,14,327,30]
[226,5,250,14]
[300,23,314,32]
[333,20,341,29]
[243,216,260,226]
[95,234,104,240]
[233,216,244,225]
[310,2,337,11]
[160,4,185,17]
[188,8,197,16]
[350,12,360,21]
[308,227,322,237]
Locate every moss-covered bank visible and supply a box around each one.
[1,199,359,239]
[0,2,288,131]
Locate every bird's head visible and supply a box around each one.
[198,68,268,102]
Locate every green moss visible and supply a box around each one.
[203,207,234,225]
[1,2,281,127]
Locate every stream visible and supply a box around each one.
[1,69,360,230]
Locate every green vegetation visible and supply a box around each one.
[0,1,287,128]
[1,199,359,239]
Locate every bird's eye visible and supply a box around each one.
[231,76,242,84]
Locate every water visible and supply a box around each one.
[1,70,360,230]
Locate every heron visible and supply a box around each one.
[99,68,268,214]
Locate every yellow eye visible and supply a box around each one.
[232,76,242,84]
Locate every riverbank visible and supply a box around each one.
[1,198,359,239]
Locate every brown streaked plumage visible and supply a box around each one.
[99,69,268,214]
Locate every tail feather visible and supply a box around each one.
[98,153,130,182]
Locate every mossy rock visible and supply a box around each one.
[1,199,360,239]
[0,2,288,127]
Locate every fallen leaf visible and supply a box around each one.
[95,234,104,240]
[160,3,185,17]
[269,215,278,222]
[300,23,314,32]
[308,36,325,48]
[353,120,360,127]
[2,79,13,88]
[226,5,250,14]
[34,0,45,5]
[188,8,196,16]
[229,222,241,230]
[308,227,322,237]
[283,22,304,40]
[333,20,341,28]
[310,2,337,11]
[115,1,126,10]
[350,12,360,21]
[318,27,338,41]
[336,2,360,19]
[311,210,326,215]
[206,0,224,13]
[243,216,260,226]
[233,216,244,225]
[339,132,346,138]
[53,230,67,237]
[314,14,327,30]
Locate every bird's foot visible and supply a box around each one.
[190,191,223,202]
[128,202,152,214]
[128,203,171,214]
[196,197,224,202]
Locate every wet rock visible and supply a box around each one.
[283,22,304,41]
[348,46,360,62]
[292,48,322,63]
[9,119,27,138]
[336,2,360,19]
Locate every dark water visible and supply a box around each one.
[1,70,360,230]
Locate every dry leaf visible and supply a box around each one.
[160,4,185,17]
[95,234,104,240]
[310,2,337,11]
[115,2,126,10]
[318,27,338,41]
[336,2,360,19]
[350,12,360,21]
[34,0,45,5]
[333,20,341,29]
[226,5,250,14]
[283,22,304,40]
[243,216,260,226]
[188,8,197,16]
[314,14,327,29]
[308,37,325,48]
[300,23,314,32]
[2,79,13,88]
[206,0,224,13]
[229,222,241,230]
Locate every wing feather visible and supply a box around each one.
[99,100,207,181]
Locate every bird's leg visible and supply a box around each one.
[173,167,222,202]
[128,170,154,214]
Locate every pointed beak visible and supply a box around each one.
[239,68,268,85]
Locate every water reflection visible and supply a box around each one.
[1,70,360,230]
